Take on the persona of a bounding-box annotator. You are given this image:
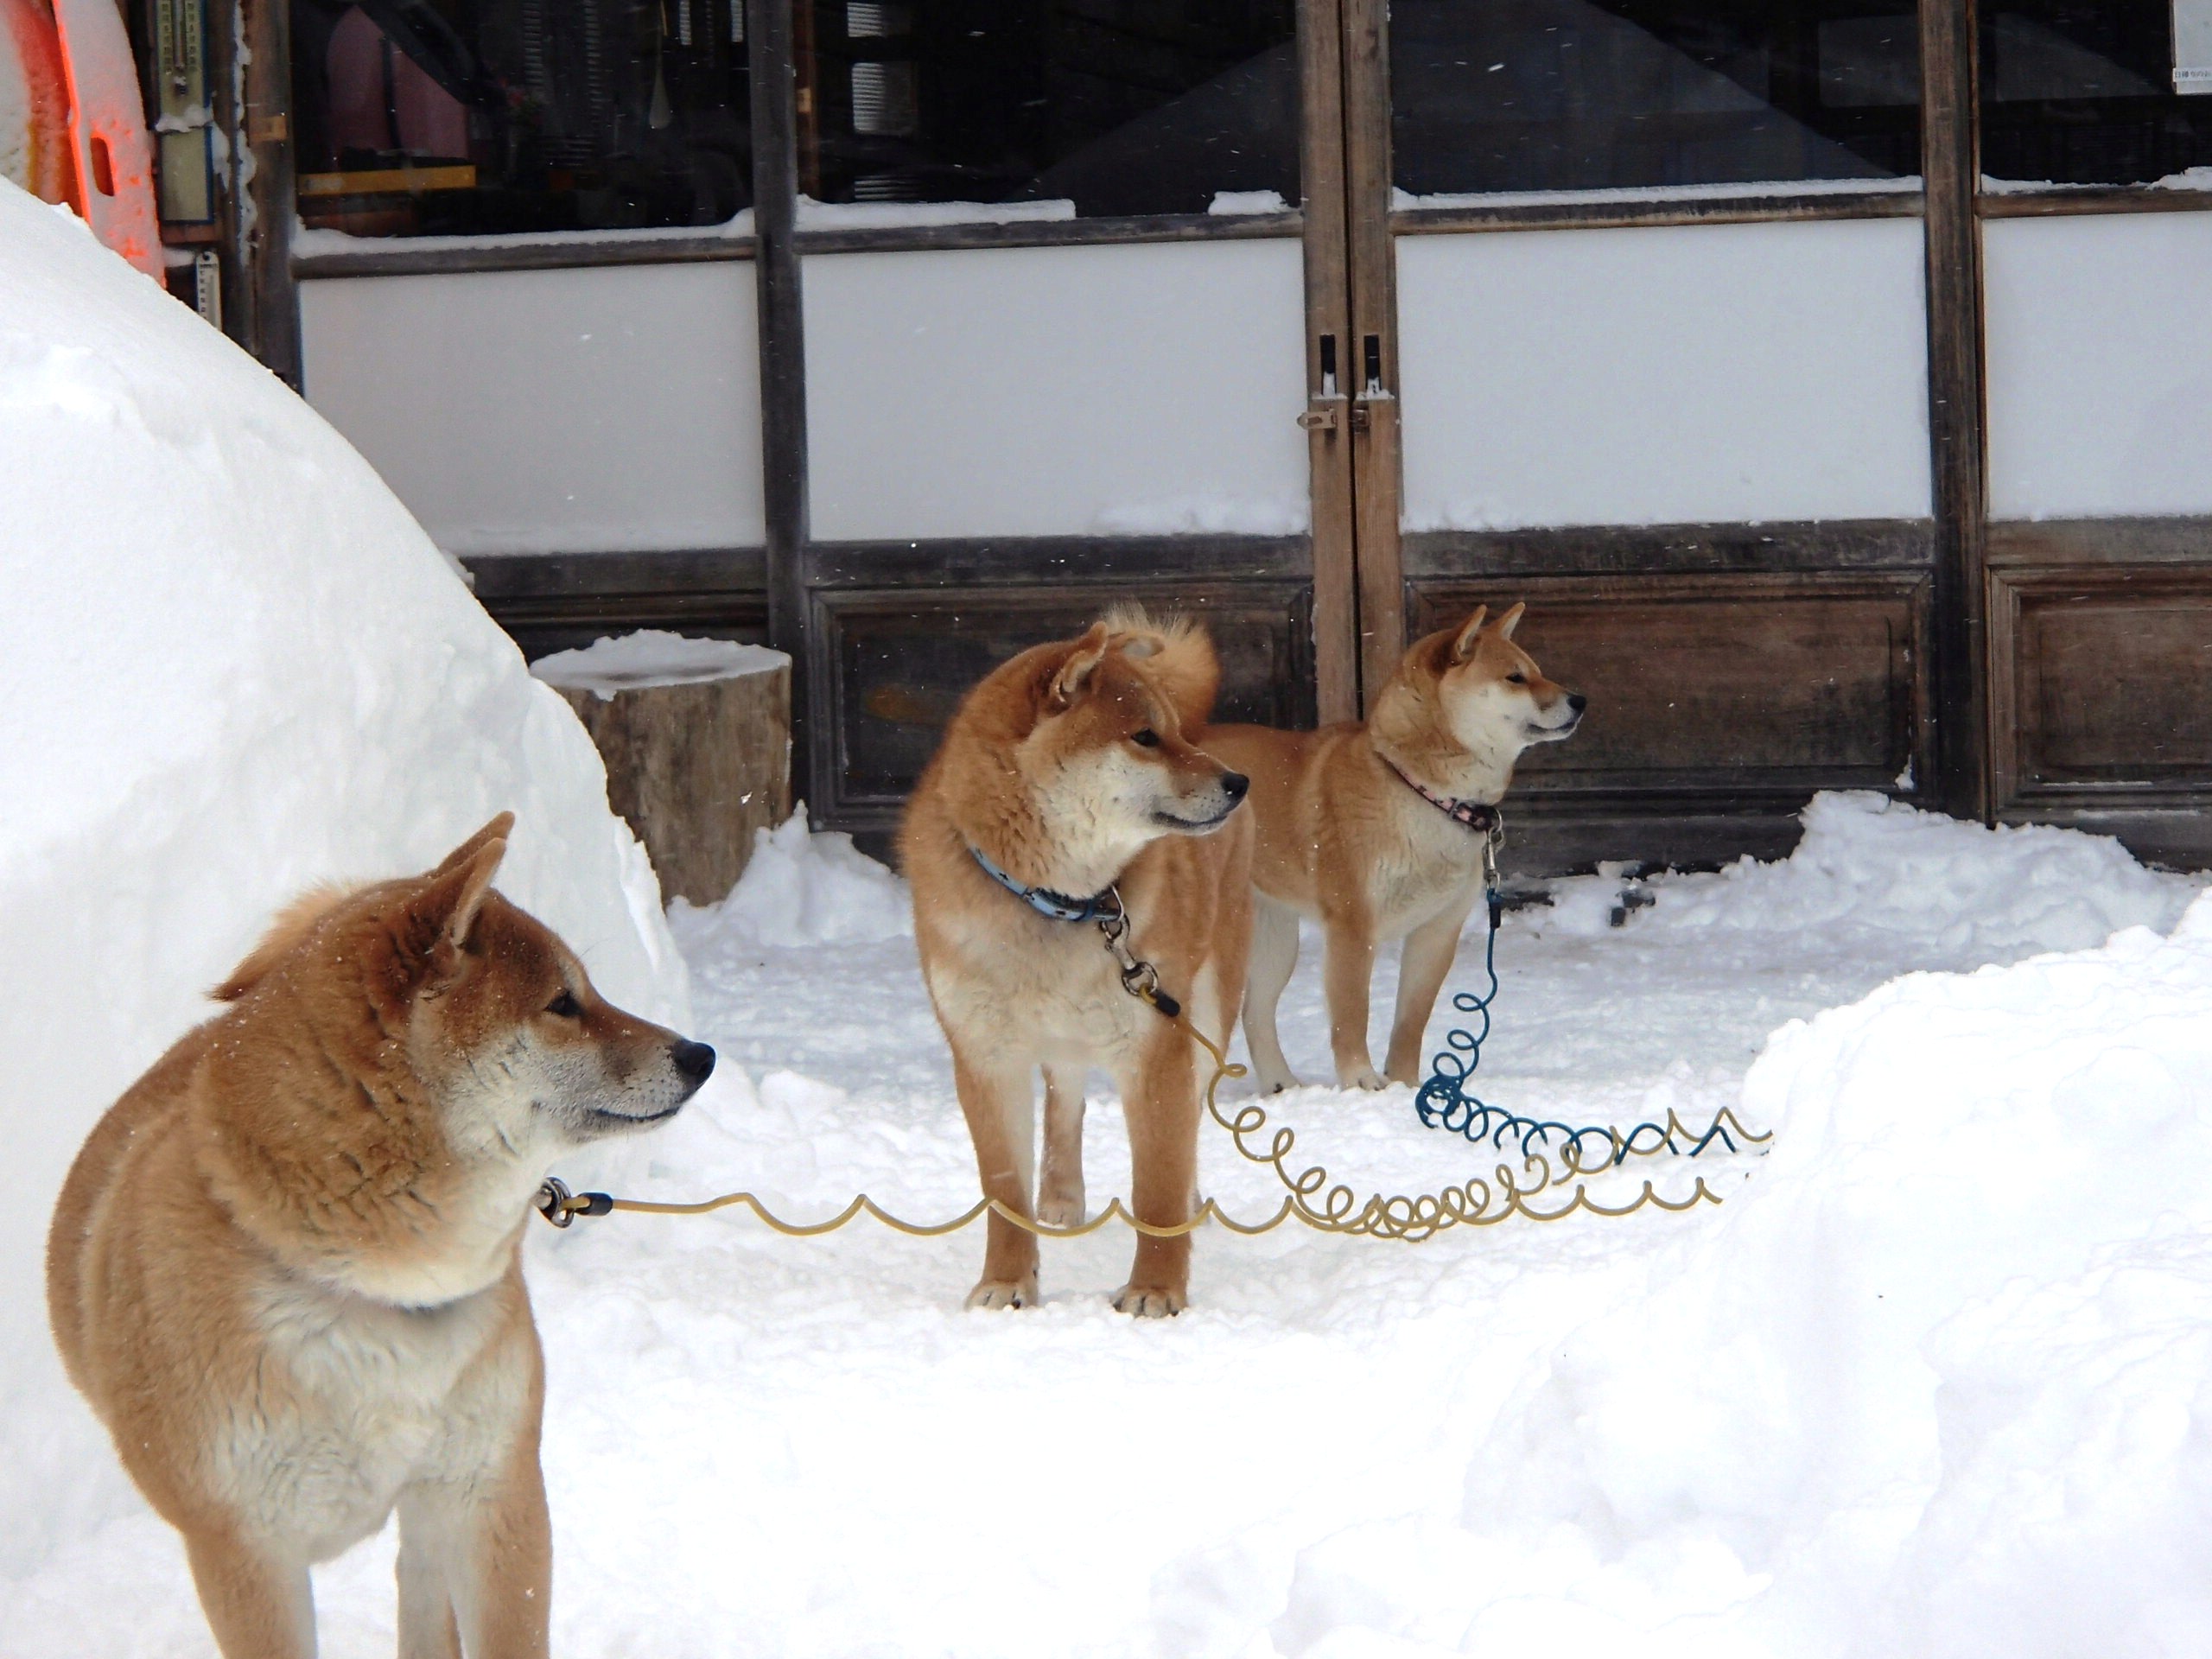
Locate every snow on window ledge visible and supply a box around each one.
[794,196,1077,230]
[290,211,756,258]
[1391,177,1923,213]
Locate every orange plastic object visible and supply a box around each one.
[1,0,74,202]
[49,0,161,278]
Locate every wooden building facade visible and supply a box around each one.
[149,0,2212,868]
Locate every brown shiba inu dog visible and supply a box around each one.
[901,613,1253,1317]
[1204,605,1583,1093]
[46,816,715,1659]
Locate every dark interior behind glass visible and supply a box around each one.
[795,0,1299,215]
[1981,2,2212,183]
[1391,1,1923,196]
[292,0,753,235]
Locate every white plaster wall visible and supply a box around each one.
[300,262,765,554]
[1396,217,1933,530]
[1986,211,2212,520]
[804,238,1310,541]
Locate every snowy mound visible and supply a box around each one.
[0,178,687,1572]
[1542,790,2192,957]
[1426,898,2212,1655]
[668,806,912,950]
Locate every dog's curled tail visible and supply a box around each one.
[1102,605,1222,729]
[210,883,359,1001]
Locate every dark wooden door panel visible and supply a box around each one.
[1409,573,1930,805]
[817,583,1315,823]
[1993,565,2212,799]
[2026,598,2212,781]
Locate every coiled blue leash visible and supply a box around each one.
[1412,846,1759,1169]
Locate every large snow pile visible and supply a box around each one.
[1297,901,2212,1657]
[0,177,688,1573]
[1600,788,2183,958]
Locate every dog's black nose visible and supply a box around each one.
[1222,771,1250,804]
[671,1039,716,1084]
[1567,694,1588,714]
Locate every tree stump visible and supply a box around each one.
[532,631,792,906]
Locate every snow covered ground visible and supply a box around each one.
[13,791,2212,1656]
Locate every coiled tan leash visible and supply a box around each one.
[537,877,1767,1242]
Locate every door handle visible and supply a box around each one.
[1297,403,1342,432]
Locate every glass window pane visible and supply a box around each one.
[1981,2,2212,185]
[1392,2,1922,199]
[795,0,1299,216]
[292,0,754,236]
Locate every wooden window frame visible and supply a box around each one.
[220,0,2212,847]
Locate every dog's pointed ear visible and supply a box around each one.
[404,836,507,974]
[1047,622,1114,710]
[1452,607,1490,663]
[430,812,516,876]
[1495,602,1525,641]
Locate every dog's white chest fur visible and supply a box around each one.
[231,1269,523,1559]
[1367,798,1486,937]
[927,904,1144,1065]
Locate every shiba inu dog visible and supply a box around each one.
[1204,604,1584,1093]
[901,613,1253,1317]
[46,817,715,1659]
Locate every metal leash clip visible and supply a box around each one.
[534,1176,614,1228]
[1096,888,1181,1019]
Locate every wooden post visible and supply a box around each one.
[1921,0,1991,822]
[534,635,794,906]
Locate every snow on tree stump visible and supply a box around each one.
[531,631,792,906]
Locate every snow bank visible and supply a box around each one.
[1544,791,2192,959]
[1322,899,2212,1656]
[0,176,688,1573]
[667,807,912,950]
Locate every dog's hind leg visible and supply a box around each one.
[1241,895,1302,1093]
[954,1052,1042,1308]
[1384,887,1479,1085]
[181,1524,315,1659]
[1038,1065,1087,1227]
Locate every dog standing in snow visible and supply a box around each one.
[46,817,715,1659]
[900,612,1253,1316]
[1203,604,1584,1093]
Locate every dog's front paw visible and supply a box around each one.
[1111,1283,1186,1318]
[1343,1067,1389,1091]
[966,1275,1039,1310]
[1035,1191,1086,1228]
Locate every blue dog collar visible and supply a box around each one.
[968,845,1122,925]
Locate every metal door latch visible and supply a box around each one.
[1297,404,1340,432]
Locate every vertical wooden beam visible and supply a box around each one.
[1338,0,1401,708]
[237,0,298,385]
[1298,0,1357,725]
[753,0,818,817]
[1920,0,1991,819]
